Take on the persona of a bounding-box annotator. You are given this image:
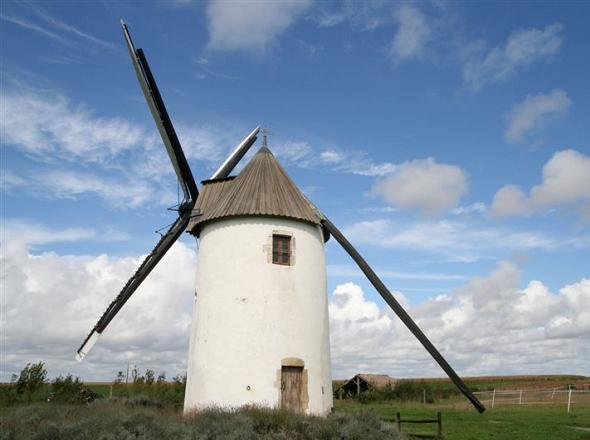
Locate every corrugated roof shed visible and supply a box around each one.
[188,147,326,237]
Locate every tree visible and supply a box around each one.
[16,362,47,394]
[114,371,125,384]
[145,369,155,385]
[156,372,166,384]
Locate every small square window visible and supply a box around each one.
[272,234,291,265]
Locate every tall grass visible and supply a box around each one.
[0,401,404,440]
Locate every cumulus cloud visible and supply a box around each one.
[1,239,196,381]
[370,158,468,217]
[505,89,571,143]
[490,149,590,219]
[329,264,590,379]
[463,23,563,90]
[206,0,311,54]
[3,238,588,382]
[390,4,431,63]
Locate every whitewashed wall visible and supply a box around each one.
[184,216,333,415]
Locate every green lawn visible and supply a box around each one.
[334,400,590,440]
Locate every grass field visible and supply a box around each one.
[334,400,590,440]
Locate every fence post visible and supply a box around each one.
[519,390,523,405]
[437,411,442,439]
[110,384,113,398]
[567,388,572,413]
[396,412,401,432]
[491,389,495,409]
[551,387,556,399]
[423,388,426,405]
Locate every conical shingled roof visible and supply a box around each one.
[188,147,324,236]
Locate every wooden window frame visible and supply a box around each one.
[272,234,292,266]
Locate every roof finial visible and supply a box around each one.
[261,127,270,148]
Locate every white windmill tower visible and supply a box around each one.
[184,140,332,414]
[75,21,486,416]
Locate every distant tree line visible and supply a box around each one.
[1,362,187,409]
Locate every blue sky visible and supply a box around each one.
[2,1,589,381]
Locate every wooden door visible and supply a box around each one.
[281,366,304,413]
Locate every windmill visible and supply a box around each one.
[76,21,486,415]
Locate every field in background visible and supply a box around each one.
[334,400,590,440]
[331,375,590,439]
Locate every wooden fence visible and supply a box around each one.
[395,411,442,439]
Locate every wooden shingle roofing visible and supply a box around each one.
[188,147,325,237]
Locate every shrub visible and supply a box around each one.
[0,402,404,440]
[50,374,86,404]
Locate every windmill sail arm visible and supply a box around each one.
[211,126,260,179]
[121,20,198,202]
[320,217,486,413]
[76,211,192,361]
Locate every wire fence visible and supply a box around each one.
[473,387,590,412]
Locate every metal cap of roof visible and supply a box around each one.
[188,147,325,237]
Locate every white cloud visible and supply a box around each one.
[316,11,347,28]
[342,218,576,262]
[319,150,345,164]
[490,185,530,218]
[1,87,245,208]
[329,264,590,379]
[463,23,563,90]
[1,239,196,381]
[490,149,590,219]
[273,142,397,176]
[24,3,116,50]
[390,4,431,63]
[1,171,26,192]
[451,202,486,216]
[0,13,70,45]
[272,141,315,168]
[505,89,571,143]
[206,0,311,54]
[1,91,147,163]
[4,219,97,245]
[370,158,468,216]
[3,219,130,247]
[34,170,169,209]
[312,1,389,31]
[1,3,115,50]
[3,238,588,382]
[328,264,466,281]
